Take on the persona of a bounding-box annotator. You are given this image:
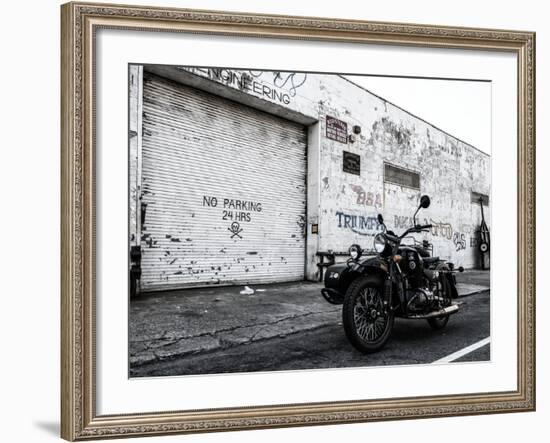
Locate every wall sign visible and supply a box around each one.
[179,67,302,105]
[326,115,348,144]
[203,195,263,239]
[343,151,361,175]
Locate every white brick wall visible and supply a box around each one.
[130,66,491,280]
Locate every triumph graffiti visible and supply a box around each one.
[335,211,383,236]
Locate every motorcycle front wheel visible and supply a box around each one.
[342,275,394,353]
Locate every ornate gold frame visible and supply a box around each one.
[61,2,536,440]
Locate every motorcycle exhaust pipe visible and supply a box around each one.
[408,304,460,319]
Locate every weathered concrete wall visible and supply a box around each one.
[130,66,491,286]
[313,77,491,270]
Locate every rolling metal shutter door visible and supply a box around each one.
[140,73,307,291]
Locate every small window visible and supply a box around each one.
[471,191,489,206]
[384,163,420,190]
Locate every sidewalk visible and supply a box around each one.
[130,270,489,367]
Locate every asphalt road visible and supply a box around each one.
[131,290,490,377]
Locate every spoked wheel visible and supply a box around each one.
[427,266,453,330]
[343,275,394,353]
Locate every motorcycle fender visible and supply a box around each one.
[324,258,388,296]
[436,262,459,299]
[448,277,459,299]
[324,264,352,295]
[359,256,389,273]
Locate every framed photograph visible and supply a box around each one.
[61,1,536,440]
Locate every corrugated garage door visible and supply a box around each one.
[140,73,307,291]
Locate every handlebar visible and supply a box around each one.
[396,224,433,240]
[385,232,401,243]
[416,224,432,231]
[379,224,434,246]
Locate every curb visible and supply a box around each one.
[457,287,490,298]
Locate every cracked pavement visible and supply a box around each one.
[129,271,489,374]
[129,281,340,367]
[131,290,490,377]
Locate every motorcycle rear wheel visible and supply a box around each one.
[342,275,394,353]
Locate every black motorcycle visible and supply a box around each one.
[321,195,463,353]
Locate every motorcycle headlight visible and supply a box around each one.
[373,233,387,254]
[348,244,362,260]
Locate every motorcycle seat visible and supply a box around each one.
[423,256,440,264]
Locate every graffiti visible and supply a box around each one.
[393,215,453,240]
[453,232,466,251]
[394,215,414,230]
[336,211,382,236]
[429,219,453,240]
[248,71,307,97]
[350,185,382,208]
[228,222,243,239]
[297,214,306,231]
[180,67,299,104]
[459,224,474,235]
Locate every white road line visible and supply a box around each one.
[432,337,491,364]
